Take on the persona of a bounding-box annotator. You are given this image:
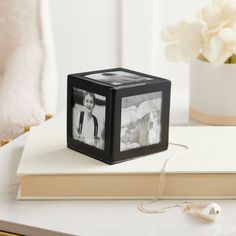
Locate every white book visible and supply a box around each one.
[17,125,236,200]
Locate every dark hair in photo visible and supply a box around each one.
[82,91,95,103]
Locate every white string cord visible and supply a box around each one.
[138,142,221,222]
[138,142,189,214]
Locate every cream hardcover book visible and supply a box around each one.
[17,125,236,200]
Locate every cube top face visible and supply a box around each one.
[67,68,171,164]
[71,68,167,89]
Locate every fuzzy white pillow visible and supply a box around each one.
[0,0,57,140]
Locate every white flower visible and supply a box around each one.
[201,4,223,25]
[201,36,232,65]
[161,0,236,66]
[161,21,204,62]
[222,0,236,20]
[219,27,236,43]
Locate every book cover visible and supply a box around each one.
[17,126,236,199]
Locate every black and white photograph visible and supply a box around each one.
[120,92,162,151]
[85,70,152,86]
[72,88,106,150]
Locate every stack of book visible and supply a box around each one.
[17,125,236,200]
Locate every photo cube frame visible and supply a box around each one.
[67,68,171,164]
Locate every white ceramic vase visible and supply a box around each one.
[189,59,236,125]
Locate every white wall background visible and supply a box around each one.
[49,0,121,111]
[49,0,210,111]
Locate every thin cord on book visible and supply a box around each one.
[138,142,188,214]
[138,142,221,222]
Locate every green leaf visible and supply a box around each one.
[230,55,236,64]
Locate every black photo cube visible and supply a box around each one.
[67,68,171,164]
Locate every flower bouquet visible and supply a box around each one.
[161,0,236,125]
[161,0,236,66]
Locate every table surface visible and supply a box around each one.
[1,89,236,236]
